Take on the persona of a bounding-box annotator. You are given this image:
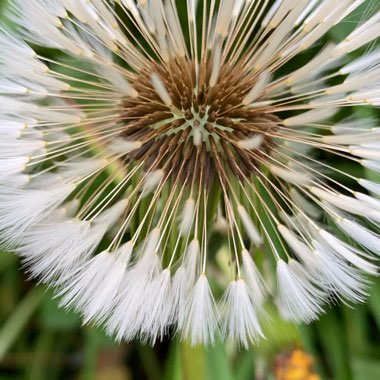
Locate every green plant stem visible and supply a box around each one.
[0,287,45,360]
[180,343,206,380]
[28,330,55,380]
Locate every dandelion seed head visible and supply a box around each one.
[1,0,380,346]
[120,57,279,186]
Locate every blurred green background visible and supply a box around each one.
[1,0,380,379]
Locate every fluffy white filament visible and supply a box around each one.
[237,205,263,246]
[182,275,219,346]
[241,250,267,308]
[221,280,264,348]
[276,260,325,323]
[237,134,265,150]
[151,73,173,106]
[58,242,133,324]
[0,184,75,244]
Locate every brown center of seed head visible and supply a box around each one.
[121,57,279,187]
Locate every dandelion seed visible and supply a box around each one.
[1,0,380,346]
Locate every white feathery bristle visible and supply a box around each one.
[187,0,198,22]
[286,44,335,84]
[241,250,267,308]
[355,192,380,210]
[19,220,94,282]
[27,173,63,190]
[358,179,380,197]
[295,0,318,26]
[362,160,380,174]
[327,67,380,96]
[164,2,186,57]
[331,118,375,135]
[179,198,195,236]
[108,139,143,154]
[289,188,321,218]
[350,147,380,160]
[193,128,203,146]
[56,159,107,181]
[281,140,313,155]
[276,260,325,323]
[92,0,118,28]
[312,240,368,303]
[268,0,296,29]
[303,1,342,32]
[141,227,161,259]
[215,0,236,38]
[0,157,29,182]
[350,89,380,104]
[269,164,312,186]
[340,49,380,75]
[138,1,156,33]
[363,133,380,143]
[84,242,134,324]
[298,1,353,51]
[142,169,165,196]
[279,210,304,232]
[39,106,83,124]
[308,94,342,107]
[182,275,218,346]
[120,0,140,18]
[183,239,201,289]
[334,13,380,55]
[323,132,376,145]
[0,184,75,244]
[0,138,45,158]
[221,279,264,348]
[94,65,138,97]
[140,269,174,343]
[242,72,271,105]
[105,230,162,341]
[237,134,265,150]
[151,73,172,106]
[93,199,129,227]
[255,3,300,69]
[341,0,367,19]
[237,205,263,246]
[214,213,229,234]
[149,1,168,61]
[209,42,222,87]
[360,140,380,150]
[0,79,28,94]
[172,267,189,329]
[9,0,83,55]
[277,225,318,269]
[0,120,27,138]
[58,248,123,315]
[319,229,377,274]
[0,29,36,59]
[2,174,30,189]
[61,199,81,219]
[232,0,245,18]
[48,199,80,221]
[261,0,284,28]
[283,107,337,126]
[172,239,201,328]
[19,200,127,283]
[310,187,380,221]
